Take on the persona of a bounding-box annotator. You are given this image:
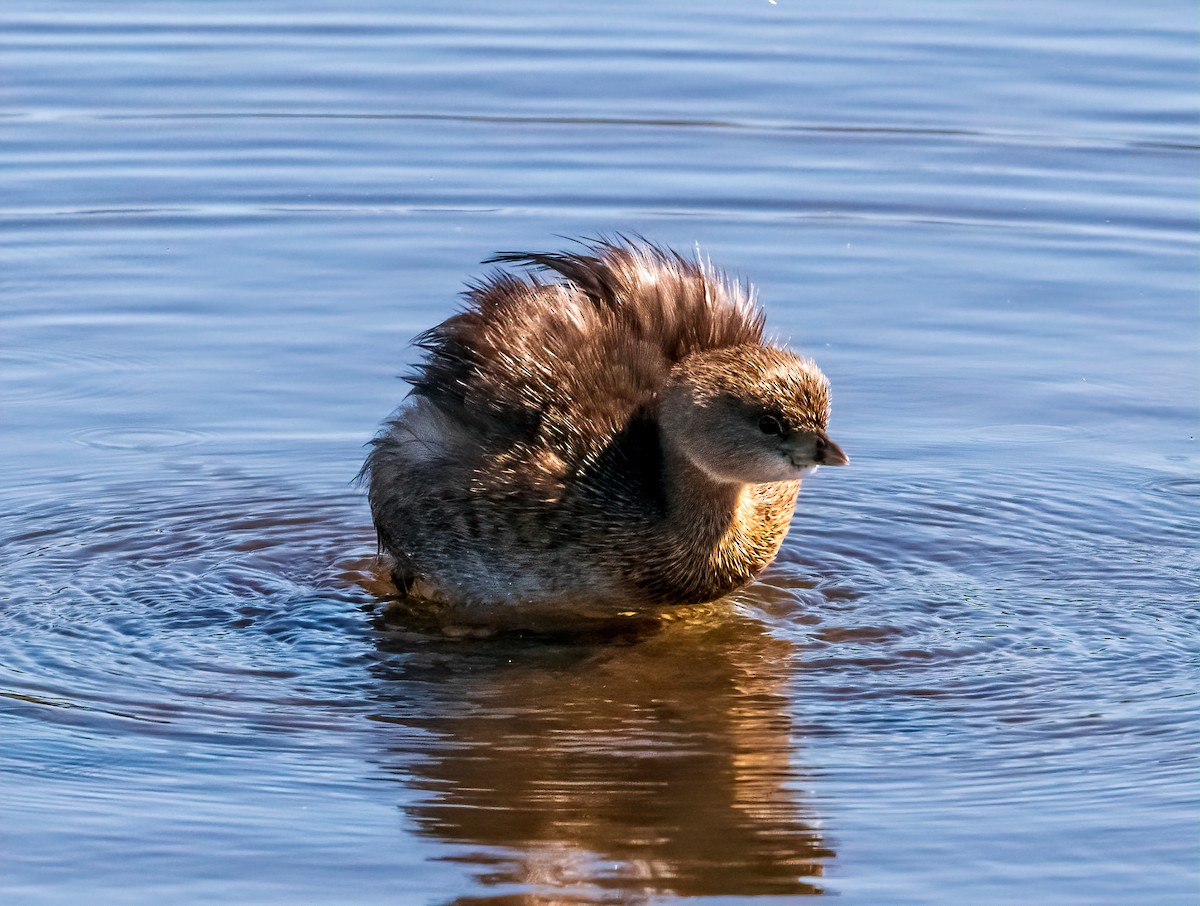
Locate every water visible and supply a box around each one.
[2,1,1197,903]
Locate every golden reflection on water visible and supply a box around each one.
[369,602,833,899]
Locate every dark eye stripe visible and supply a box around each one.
[758,415,783,436]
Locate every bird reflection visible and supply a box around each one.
[365,601,834,900]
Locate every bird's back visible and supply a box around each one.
[404,242,764,490]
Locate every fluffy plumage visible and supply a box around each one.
[365,239,846,617]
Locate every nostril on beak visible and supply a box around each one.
[816,433,849,466]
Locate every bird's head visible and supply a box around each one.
[658,343,847,484]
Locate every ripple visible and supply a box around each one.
[1143,476,1200,499]
[965,423,1088,444]
[72,426,209,450]
[0,346,148,403]
[0,472,379,747]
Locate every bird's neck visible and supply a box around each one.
[658,446,799,603]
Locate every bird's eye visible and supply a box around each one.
[758,415,783,436]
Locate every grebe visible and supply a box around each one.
[365,240,847,618]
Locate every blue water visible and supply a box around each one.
[2,2,1197,903]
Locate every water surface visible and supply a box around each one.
[2,2,1197,903]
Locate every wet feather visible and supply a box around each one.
[365,238,846,618]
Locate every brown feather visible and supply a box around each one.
[364,238,843,619]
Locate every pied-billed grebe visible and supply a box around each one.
[365,239,847,615]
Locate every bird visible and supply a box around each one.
[364,239,847,621]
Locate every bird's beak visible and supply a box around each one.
[784,432,849,469]
[817,433,849,466]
